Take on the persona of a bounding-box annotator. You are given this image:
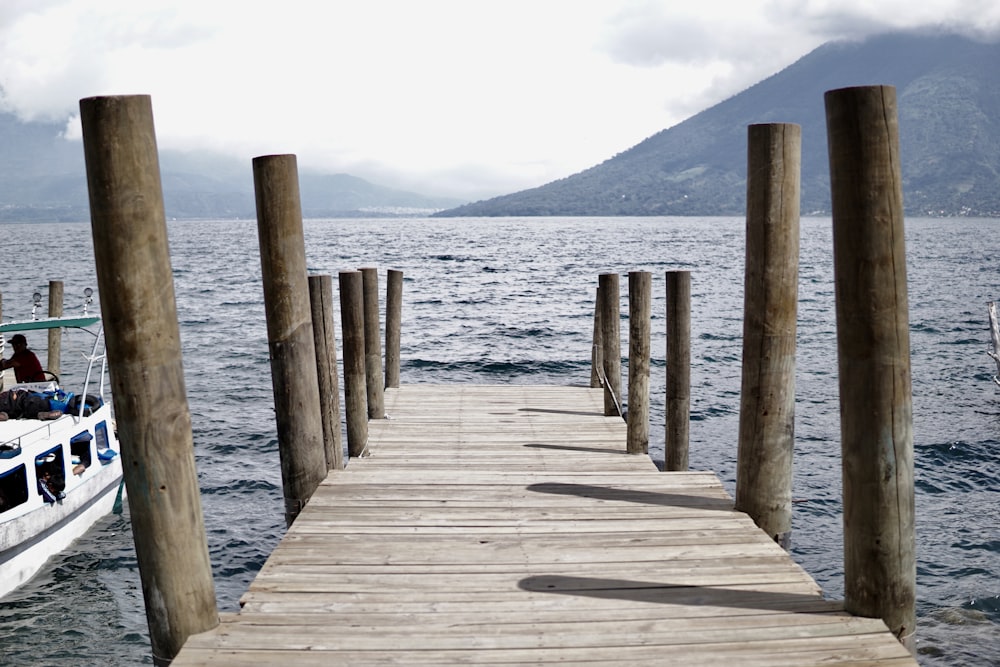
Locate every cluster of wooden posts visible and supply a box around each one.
[77,97,405,666]
[72,83,915,664]
[255,154,403,523]
[585,87,915,652]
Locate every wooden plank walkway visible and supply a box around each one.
[174,385,917,666]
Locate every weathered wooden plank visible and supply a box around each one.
[173,385,915,666]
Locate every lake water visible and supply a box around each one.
[0,216,997,666]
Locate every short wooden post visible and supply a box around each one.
[360,267,385,418]
[253,154,328,525]
[665,270,691,471]
[339,270,369,458]
[385,269,403,389]
[627,271,651,454]
[309,274,344,471]
[735,123,801,550]
[598,273,622,418]
[590,287,603,389]
[825,85,915,651]
[46,280,64,376]
[79,94,217,667]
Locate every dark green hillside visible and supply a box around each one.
[436,32,1000,217]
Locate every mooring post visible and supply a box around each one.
[46,279,64,376]
[825,85,915,652]
[664,270,691,471]
[339,270,369,458]
[309,274,344,471]
[79,94,218,667]
[360,267,385,418]
[385,269,403,389]
[598,273,622,418]
[627,271,651,454]
[590,287,603,389]
[735,123,801,550]
[253,154,328,526]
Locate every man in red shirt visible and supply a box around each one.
[1,334,45,383]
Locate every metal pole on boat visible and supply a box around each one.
[385,269,403,389]
[825,85,915,653]
[664,270,691,471]
[252,154,328,526]
[309,274,344,471]
[626,271,651,454]
[598,273,621,418]
[735,123,801,551]
[360,267,385,418]
[46,279,63,377]
[79,94,218,667]
[339,270,369,457]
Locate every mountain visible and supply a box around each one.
[0,113,464,221]
[435,32,1000,218]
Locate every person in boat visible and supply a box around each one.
[0,388,62,421]
[1,334,45,383]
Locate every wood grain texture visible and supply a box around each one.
[173,385,915,666]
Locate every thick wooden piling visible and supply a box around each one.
[627,271,651,454]
[385,269,403,389]
[361,267,385,418]
[665,270,691,471]
[590,288,603,389]
[46,280,63,376]
[597,274,622,418]
[253,154,328,525]
[735,123,801,549]
[79,94,218,666]
[309,274,344,471]
[825,85,915,651]
[339,270,369,458]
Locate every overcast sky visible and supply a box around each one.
[1,1,997,200]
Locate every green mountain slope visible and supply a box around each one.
[435,32,1000,218]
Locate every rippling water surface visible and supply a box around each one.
[0,216,997,666]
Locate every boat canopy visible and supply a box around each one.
[0,316,101,333]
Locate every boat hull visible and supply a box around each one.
[0,403,124,599]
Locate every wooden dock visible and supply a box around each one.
[173,385,916,666]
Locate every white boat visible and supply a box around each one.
[0,300,123,599]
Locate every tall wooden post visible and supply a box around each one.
[665,271,691,471]
[826,85,915,651]
[598,273,622,418]
[309,274,344,471]
[735,123,801,550]
[253,154,328,525]
[360,267,385,418]
[627,271,651,454]
[339,271,369,458]
[590,287,603,389]
[47,280,64,376]
[79,94,217,667]
[385,269,403,389]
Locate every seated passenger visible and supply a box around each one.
[1,334,45,383]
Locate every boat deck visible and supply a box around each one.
[173,384,916,666]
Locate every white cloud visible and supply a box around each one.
[1,0,997,199]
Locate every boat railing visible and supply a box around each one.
[0,417,66,451]
[78,326,108,419]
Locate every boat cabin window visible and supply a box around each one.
[95,421,109,453]
[35,447,65,500]
[0,464,29,512]
[71,431,93,471]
